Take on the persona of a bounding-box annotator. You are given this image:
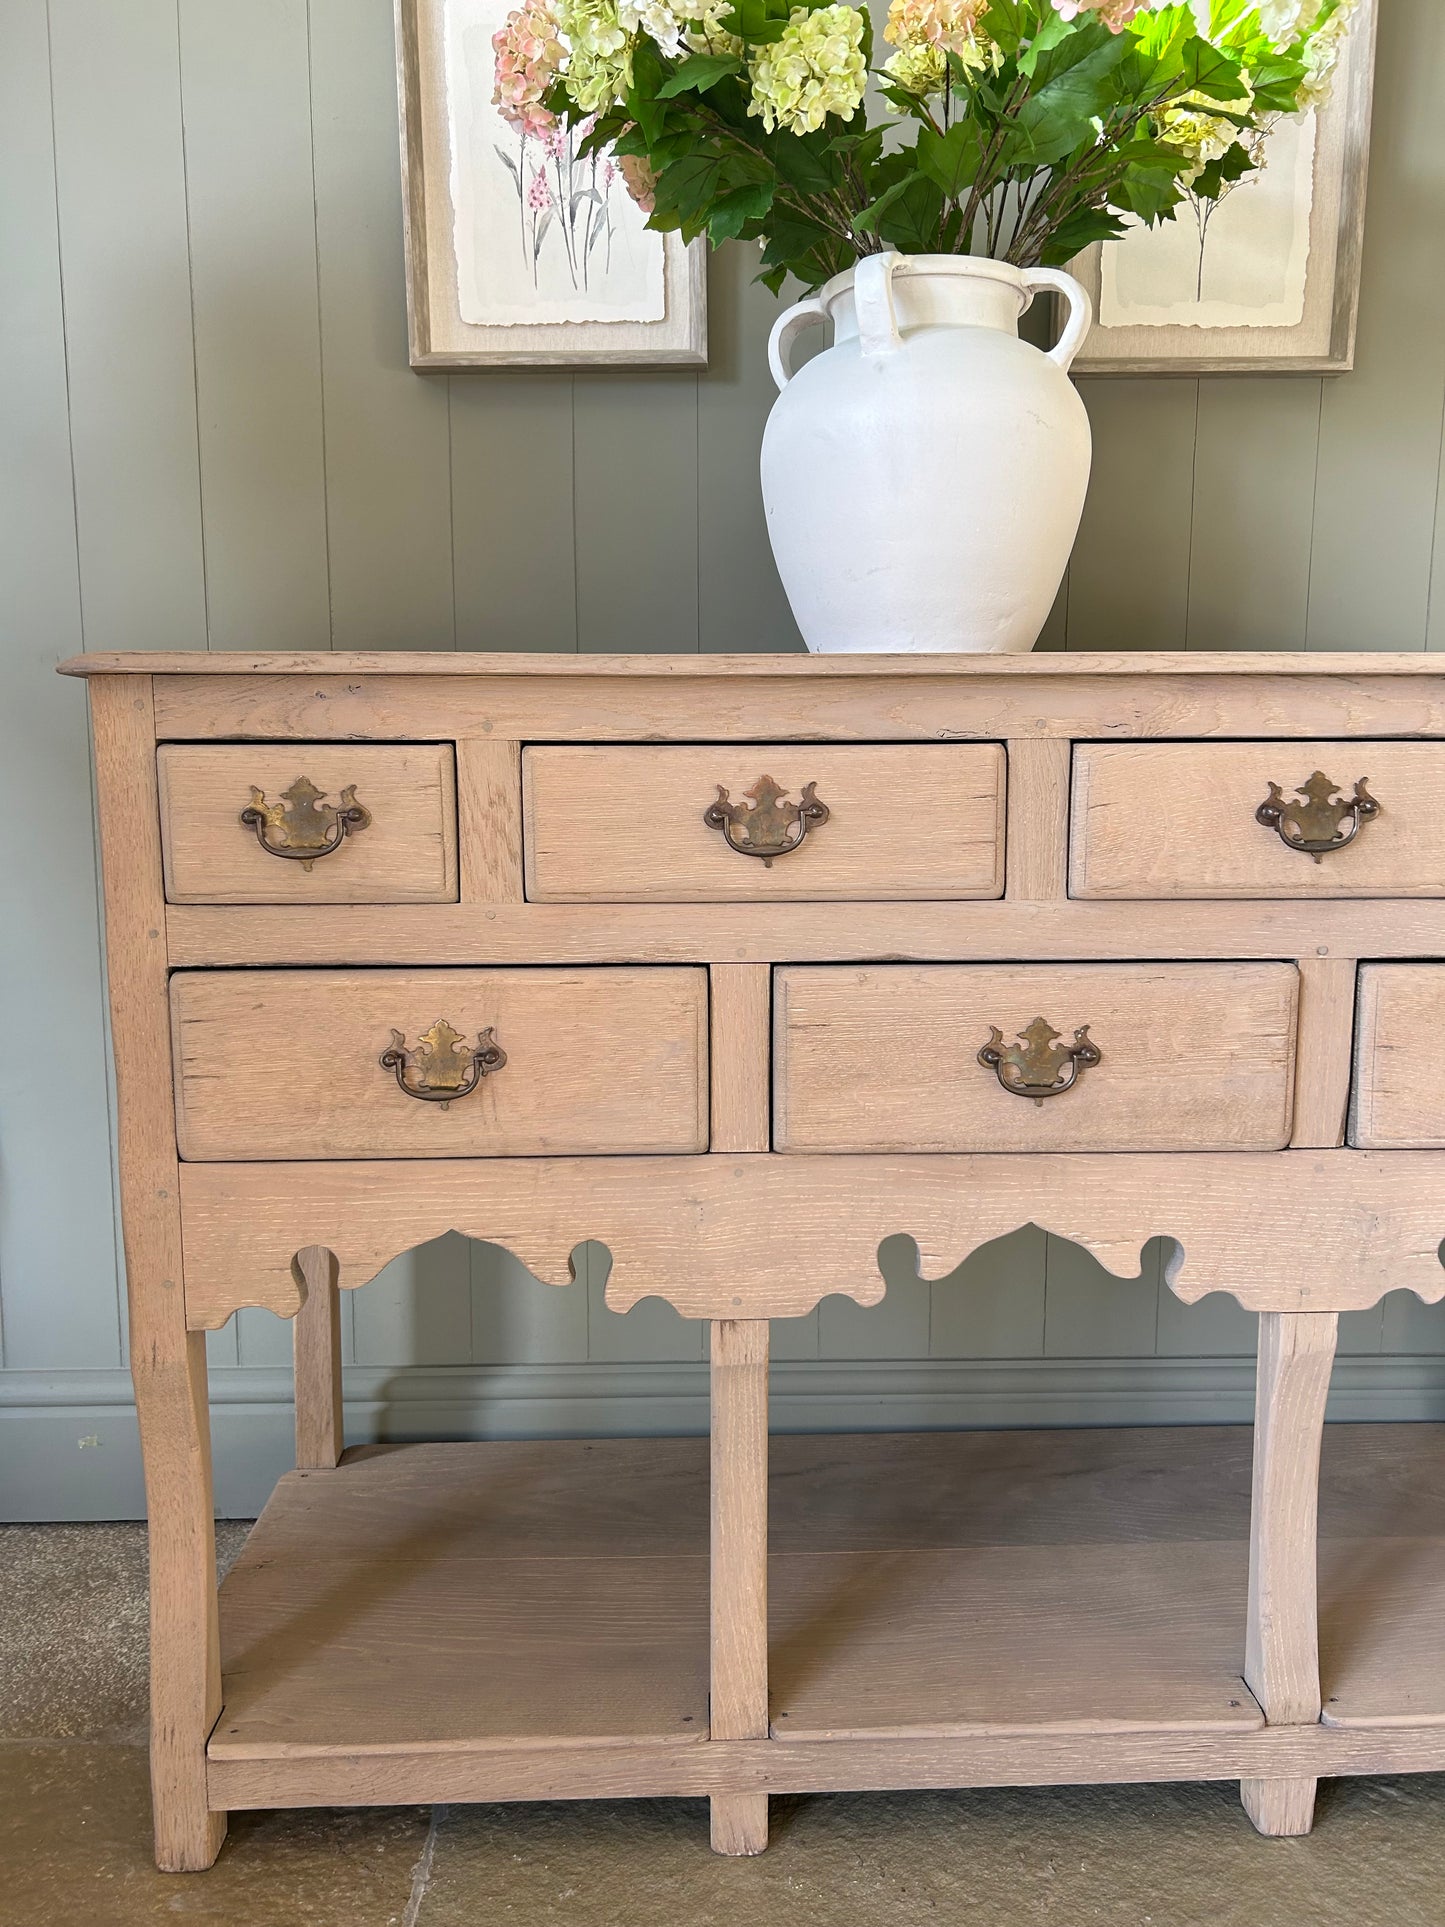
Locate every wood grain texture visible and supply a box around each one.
[177,1150,1445,1329]
[293,1246,343,1470]
[141,663,1445,745]
[158,743,458,903]
[200,1428,1445,1816]
[456,738,524,902]
[1290,958,1358,1149]
[90,678,225,1870]
[1005,738,1070,901]
[710,1320,770,1853]
[163,896,1445,969]
[709,966,771,1152]
[1352,964,1445,1147]
[523,745,1005,902]
[170,967,708,1159]
[774,964,1298,1154]
[1242,1312,1339,1837]
[1072,741,1445,899]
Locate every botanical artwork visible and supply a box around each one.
[443,0,665,326]
[1095,0,1344,331]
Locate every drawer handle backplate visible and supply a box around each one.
[240,776,371,869]
[979,1018,1101,1106]
[379,1020,507,1108]
[703,775,829,866]
[1255,772,1378,863]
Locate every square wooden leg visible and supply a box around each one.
[293,1246,344,1470]
[711,1792,770,1855]
[1240,1777,1318,1837]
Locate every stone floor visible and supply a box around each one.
[5,1522,1445,1926]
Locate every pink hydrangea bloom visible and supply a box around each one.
[1052,0,1146,28]
[617,153,657,214]
[884,0,987,54]
[492,0,565,138]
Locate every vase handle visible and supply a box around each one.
[1021,266,1093,374]
[767,294,827,391]
[853,251,903,361]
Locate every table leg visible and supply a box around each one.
[1240,1309,1339,1837]
[293,1246,344,1470]
[709,1318,770,1855]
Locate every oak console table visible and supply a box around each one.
[64,650,1445,1872]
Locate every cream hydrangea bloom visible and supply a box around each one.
[617,0,687,57]
[883,40,949,96]
[556,0,632,108]
[1155,106,1240,186]
[684,1,745,57]
[1297,1,1357,111]
[748,5,868,135]
[1255,0,1310,49]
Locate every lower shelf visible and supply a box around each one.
[208,1424,1445,1809]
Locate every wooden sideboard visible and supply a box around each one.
[63,651,1445,1871]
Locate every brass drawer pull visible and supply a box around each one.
[240,776,371,869]
[1255,772,1378,863]
[979,1018,1101,1106]
[379,1020,507,1108]
[704,775,829,866]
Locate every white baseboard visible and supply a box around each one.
[5,1355,1445,1520]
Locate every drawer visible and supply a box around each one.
[171,968,707,1159]
[774,963,1298,1153]
[1352,964,1445,1147]
[522,745,1005,901]
[1070,742,1445,899]
[158,743,458,903]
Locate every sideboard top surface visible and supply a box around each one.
[56,651,1445,680]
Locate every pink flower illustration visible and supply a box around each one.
[527,166,554,212]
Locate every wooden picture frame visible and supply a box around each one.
[1070,0,1378,377]
[395,0,707,368]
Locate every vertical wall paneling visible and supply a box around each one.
[1185,380,1322,651]
[12,0,1445,1509]
[1042,1235,1161,1359]
[1307,0,1445,651]
[1065,381,1198,651]
[697,251,801,653]
[450,375,579,649]
[350,1233,474,1369]
[178,0,331,653]
[47,0,209,650]
[573,374,700,651]
[0,0,120,1368]
[308,0,453,649]
[930,1228,1048,1361]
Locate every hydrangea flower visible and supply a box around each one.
[492,0,566,139]
[1255,0,1310,47]
[617,0,689,57]
[564,39,634,110]
[883,40,949,97]
[557,0,629,54]
[684,1,745,57]
[1051,0,1147,30]
[748,5,868,136]
[1297,2,1357,111]
[1154,106,1240,186]
[618,152,659,211]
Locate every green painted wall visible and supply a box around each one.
[4,0,1445,1517]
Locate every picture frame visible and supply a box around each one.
[394,0,707,369]
[1068,0,1378,377]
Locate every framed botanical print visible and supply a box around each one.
[395,0,707,368]
[1070,0,1378,376]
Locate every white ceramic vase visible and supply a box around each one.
[761,252,1094,655]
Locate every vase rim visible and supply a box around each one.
[816,252,1034,318]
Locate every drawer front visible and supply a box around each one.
[774,963,1298,1153]
[1352,964,1445,1148]
[159,744,458,903]
[171,968,708,1159]
[522,745,1005,901]
[1071,742,1445,899]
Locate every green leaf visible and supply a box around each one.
[853,168,920,235]
[656,52,744,97]
[874,172,945,251]
[1040,204,1127,264]
[915,121,983,199]
[980,0,1028,56]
